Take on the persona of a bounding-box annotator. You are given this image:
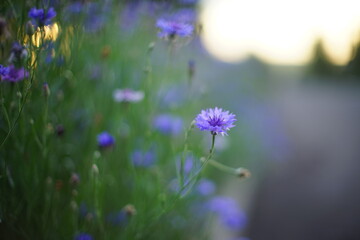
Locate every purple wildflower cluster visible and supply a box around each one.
[208,196,247,230]
[0,65,28,82]
[156,18,193,39]
[195,107,236,136]
[28,7,56,28]
[153,114,183,136]
[131,149,156,167]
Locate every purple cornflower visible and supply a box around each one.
[113,88,144,103]
[0,65,10,78]
[97,131,115,148]
[1,65,28,82]
[153,114,183,136]
[195,107,236,136]
[156,18,193,39]
[28,7,56,28]
[208,196,247,230]
[131,149,156,168]
[74,233,93,240]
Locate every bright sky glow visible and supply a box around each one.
[200,0,360,65]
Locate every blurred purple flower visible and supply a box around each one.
[0,65,10,78]
[196,179,216,196]
[106,210,128,226]
[113,89,144,103]
[179,0,198,4]
[208,196,247,230]
[156,18,193,39]
[85,16,105,33]
[1,65,28,82]
[84,1,112,33]
[131,149,156,167]
[195,107,236,136]
[153,114,183,136]
[97,131,115,148]
[69,173,80,186]
[8,42,27,65]
[176,153,199,176]
[79,203,96,220]
[28,7,56,27]
[74,233,93,240]
[67,2,83,14]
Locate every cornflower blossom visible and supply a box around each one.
[207,196,247,230]
[131,149,156,167]
[74,233,93,240]
[97,131,115,148]
[195,107,236,136]
[0,65,10,78]
[153,114,183,136]
[113,88,144,103]
[1,65,28,82]
[28,7,56,28]
[156,18,193,39]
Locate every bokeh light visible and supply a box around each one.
[200,0,360,65]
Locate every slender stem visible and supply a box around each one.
[179,121,194,188]
[178,133,216,195]
[142,133,217,239]
[204,159,237,175]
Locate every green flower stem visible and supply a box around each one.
[177,133,216,197]
[201,158,251,179]
[143,133,217,239]
[179,121,195,188]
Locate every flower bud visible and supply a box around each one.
[147,42,155,53]
[43,82,50,97]
[123,204,137,216]
[235,168,251,179]
[26,21,35,36]
[55,124,65,137]
[69,173,80,186]
[91,164,99,175]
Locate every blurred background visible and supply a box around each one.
[1,0,360,239]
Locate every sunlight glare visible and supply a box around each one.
[200,0,360,65]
